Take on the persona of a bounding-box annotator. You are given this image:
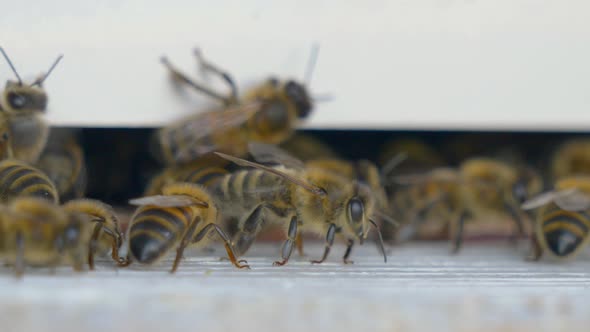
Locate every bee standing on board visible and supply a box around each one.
[125,182,249,272]
[153,46,319,164]
[0,159,59,203]
[213,143,388,266]
[522,176,590,261]
[62,198,126,269]
[36,130,87,201]
[551,139,590,181]
[0,198,91,276]
[393,158,541,252]
[0,48,63,163]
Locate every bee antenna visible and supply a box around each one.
[369,218,387,263]
[303,43,320,86]
[0,47,23,85]
[310,93,333,103]
[380,152,408,179]
[32,54,63,87]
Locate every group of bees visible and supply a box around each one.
[1,46,590,277]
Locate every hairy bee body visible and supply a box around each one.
[156,51,313,165]
[144,156,230,196]
[9,114,49,163]
[0,159,58,203]
[551,139,590,180]
[37,132,87,201]
[209,162,382,264]
[128,182,248,271]
[0,197,92,275]
[527,176,590,260]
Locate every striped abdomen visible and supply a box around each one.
[213,169,292,215]
[0,160,58,203]
[177,165,228,188]
[128,206,194,264]
[540,204,590,257]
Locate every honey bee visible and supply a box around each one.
[522,176,590,261]
[126,182,249,272]
[551,139,590,181]
[153,47,318,164]
[213,143,387,265]
[36,130,87,201]
[0,159,59,203]
[62,198,126,269]
[393,158,541,251]
[0,197,91,276]
[0,48,62,163]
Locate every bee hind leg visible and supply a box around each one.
[342,239,354,264]
[171,216,202,273]
[15,232,25,277]
[295,232,305,257]
[192,223,249,269]
[193,48,237,104]
[232,204,266,257]
[526,231,543,261]
[273,216,298,267]
[311,223,336,264]
[505,203,526,245]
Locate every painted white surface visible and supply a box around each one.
[1,1,590,130]
[1,243,589,332]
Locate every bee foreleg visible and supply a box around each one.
[342,239,354,264]
[100,226,129,266]
[88,223,103,270]
[193,48,238,104]
[311,223,336,264]
[273,216,298,267]
[171,216,202,273]
[450,211,468,254]
[192,223,249,269]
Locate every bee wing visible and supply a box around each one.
[555,190,590,211]
[129,195,208,208]
[521,188,579,210]
[248,142,305,170]
[214,152,327,197]
[170,102,262,161]
[9,114,49,163]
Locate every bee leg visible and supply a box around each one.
[273,216,298,266]
[100,226,130,266]
[87,223,103,270]
[171,217,202,273]
[15,232,25,277]
[232,204,266,257]
[311,223,336,264]
[192,223,250,269]
[450,212,467,254]
[342,239,354,264]
[295,233,306,257]
[160,56,231,105]
[505,203,526,244]
[193,48,238,104]
[526,231,543,261]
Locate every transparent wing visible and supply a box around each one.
[166,102,262,161]
[129,195,208,208]
[521,188,579,210]
[248,142,305,170]
[214,152,326,197]
[555,191,590,211]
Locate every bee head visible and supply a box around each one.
[0,49,62,115]
[1,81,48,114]
[283,80,312,119]
[344,183,374,244]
